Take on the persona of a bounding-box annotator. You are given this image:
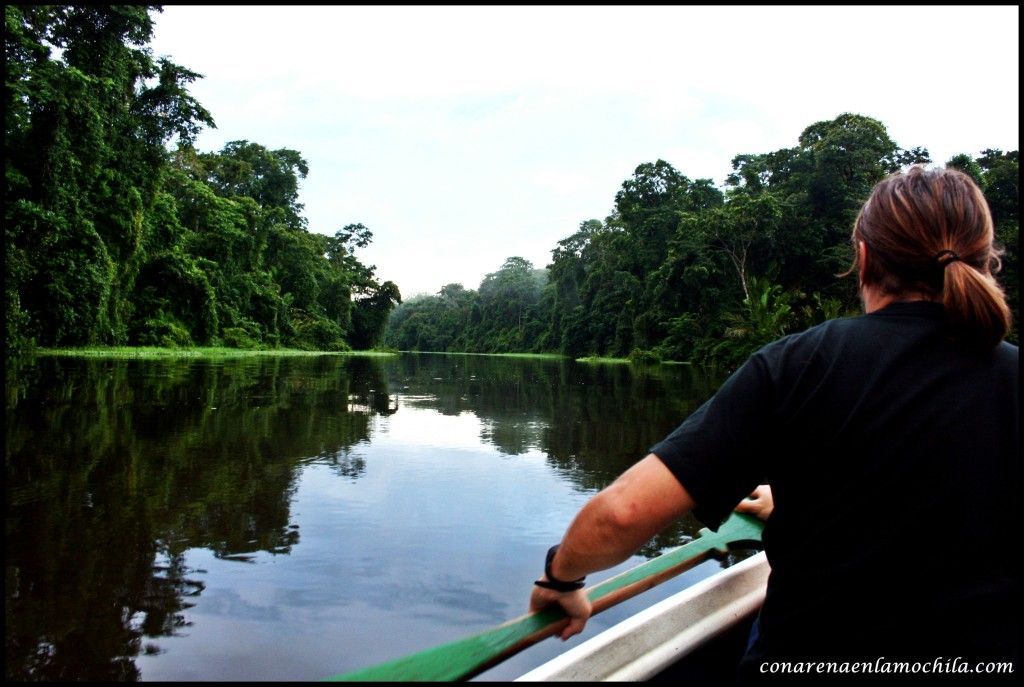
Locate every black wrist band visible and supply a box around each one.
[534,578,585,592]
[535,544,585,592]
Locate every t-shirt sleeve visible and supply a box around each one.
[649,350,774,529]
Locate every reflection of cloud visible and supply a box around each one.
[358,574,509,626]
[427,574,510,624]
[193,589,282,622]
[377,408,487,452]
[272,587,353,609]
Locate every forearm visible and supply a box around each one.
[548,454,696,582]
[530,454,697,641]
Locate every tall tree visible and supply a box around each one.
[975,149,1019,342]
[5,6,401,353]
[5,5,214,348]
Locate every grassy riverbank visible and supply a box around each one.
[30,347,692,363]
[576,355,692,365]
[392,350,692,364]
[33,347,398,359]
[396,350,566,360]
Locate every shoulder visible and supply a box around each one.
[993,340,1019,363]
[739,315,887,397]
[752,315,862,368]
[992,340,1020,380]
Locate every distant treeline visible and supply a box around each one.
[385,117,1018,367]
[6,9,1017,364]
[6,6,400,355]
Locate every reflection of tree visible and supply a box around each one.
[5,354,390,680]
[389,354,728,553]
[389,354,724,490]
[385,354,729,552]
[314,448,368,481]
[5,352,732,678]
[393,354,562,454]
[344,356,400,416]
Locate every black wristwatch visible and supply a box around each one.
[534,544,586,592]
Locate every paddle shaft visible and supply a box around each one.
[457,542,723,679]
[328,512,763,681]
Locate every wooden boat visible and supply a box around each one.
[515,551,769,681]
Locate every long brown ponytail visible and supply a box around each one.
[850,165,1011,348]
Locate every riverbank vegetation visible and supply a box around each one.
[385,121,1017,368]
[5,6,400,357]
[6,9,1016,369]
[34,347,397,359]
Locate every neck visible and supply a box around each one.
[860,285,934,314]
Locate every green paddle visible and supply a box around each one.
[327,511,764,681]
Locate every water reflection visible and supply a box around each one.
[389,354,722,488]
[6,355,385,680]
[5,353,726,681]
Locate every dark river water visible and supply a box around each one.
[5,352,755,681]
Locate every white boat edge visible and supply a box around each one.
[515,551,770,682]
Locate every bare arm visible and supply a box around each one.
[529,454,696,638]
[548,454,696,580]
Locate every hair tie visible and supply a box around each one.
[934,250,961,269]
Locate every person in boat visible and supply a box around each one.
[529,165,1018,680]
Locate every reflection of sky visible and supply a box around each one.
[371,405,487,451]
[135,404,730,681]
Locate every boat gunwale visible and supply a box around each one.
[515,551,770,681]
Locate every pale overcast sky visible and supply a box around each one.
[148,5,1019,299]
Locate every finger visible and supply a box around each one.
[735,498,758,513]
[529,590,553,613]
[560,616,587,640]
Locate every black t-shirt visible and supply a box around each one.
[650,301,1019,674]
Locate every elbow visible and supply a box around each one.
[575,454,693,559]
[591,487,648,539]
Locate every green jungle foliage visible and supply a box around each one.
[6,9,1016,365]
[5,6,400,356]
[385,117,1018,367]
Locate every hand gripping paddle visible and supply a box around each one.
[327,512,764,681]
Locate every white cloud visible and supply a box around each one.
[150,5,1019,297]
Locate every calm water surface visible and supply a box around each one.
[5,352,753,681]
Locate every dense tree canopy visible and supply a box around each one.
[5,8,1014,362]
[385,115,1017,366]
[5,5,399,354]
